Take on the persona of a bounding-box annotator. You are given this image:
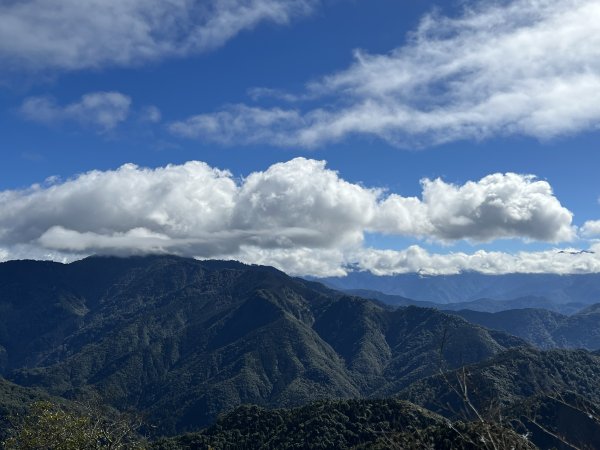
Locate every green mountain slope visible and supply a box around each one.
[401,347,600,449]
[152,399,446,450]
[0,376,76,441]
[0,256,524,434]
[402,347,600,416]
[152,399,536,450]
[451,307,600,350]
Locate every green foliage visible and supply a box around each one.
[0,377,69,442]
[2,401,146,450]
[152,399,445,449]
[3,401,97,450]
[152,400,541,450]
[364,421,536,450]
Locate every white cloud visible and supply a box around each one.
[171,0,600,147]
[169,105,304,145]
[371,173,575,243]
[139,105,162,124]
[216,246,348,277]
[232,158,377,248]
[20,91,131,131]
[352,244,600,276]
[0,159,376,261]
[0,158,579,276]
[581,220,600,238]
[0,243,78,265]
[0,0,319,72]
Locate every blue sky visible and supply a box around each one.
[1,0,600,276]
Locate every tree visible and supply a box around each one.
[2,401,146,450]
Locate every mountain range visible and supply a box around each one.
[1,255,599,448]
[345,289,588,315]
[319,271,600,306]
[152,399,534,450]
[449,306,600,350]
[0,256,522,435]
[401,347,600,449]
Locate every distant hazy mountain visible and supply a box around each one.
[450,305,600,350]
[318,271,600,305]
[0,256,522,434]
[345,289,586,315]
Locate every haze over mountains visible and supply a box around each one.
[1,255,600,448]
[320,271,600,351]
[449,307,600,350]
[320,271,600,306]
[342,289,588,315]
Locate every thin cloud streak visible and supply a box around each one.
[0,0,320,72]
[20,92,132,132]
[171,0,600,147]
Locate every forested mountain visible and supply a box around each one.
[0,256,522,434]
[450,306,600,349]
[152,399,445,449]
[0,376,70,442]
[2,256,600,449]
[320,271,600,306]
[152,399,533,450]
[402,347,600,417]
[343,288,600,350]
[400,347,600,448]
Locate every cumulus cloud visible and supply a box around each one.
[171,0,600,147]
[0,158,579,276]
[231,158,377,248]
[20,91,132,131]
[0,0,319,72]
[0,159,376,261]
[581,220,600,238]
[215,246,349,277]
[352,244,600,276]
[371,173,575,242]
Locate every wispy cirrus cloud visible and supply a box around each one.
[0,158,580,276]
[20,91,132,132]
[170,0,600,148]
[0,0,320,72]
[169,105,303,145]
